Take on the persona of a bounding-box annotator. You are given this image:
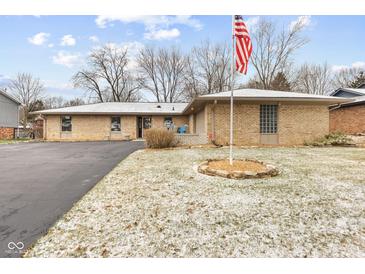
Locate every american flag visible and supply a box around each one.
[234,15,252,74]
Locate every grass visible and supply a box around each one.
[24,147,365,257]
[0,138,32,144]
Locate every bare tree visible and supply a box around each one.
[332,67,365,88]
[8,72,45,127]
[64,97,85,107]
[293,63,333,95]
[73,70,105,102]
[42,96,85,109]
[250,18,309,89]
[73,44,141,102]
[183,40,232,99]
[137,46,186,102]
[43,96,67,109]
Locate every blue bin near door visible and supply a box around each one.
[177,125,188,134]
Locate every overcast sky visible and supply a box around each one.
[0,15,364,100]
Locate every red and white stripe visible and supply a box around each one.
[234,15,252,74]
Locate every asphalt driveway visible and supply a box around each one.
[0,141,144,257]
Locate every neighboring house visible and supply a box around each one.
[0,89,21,139]
[32,89,347,146]
[329,86,365,98]
[329,85,365,134]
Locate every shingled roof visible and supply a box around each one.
[33,102,188,115]
[328,87,365,97]
[197,89,349,103]
[33,89,351,116]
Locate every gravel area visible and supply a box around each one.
[24,147,365,257]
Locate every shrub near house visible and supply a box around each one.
[144,128,178,148]
[305,132,354,146]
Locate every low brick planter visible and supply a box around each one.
[198,159,279,179]
[0,127,14,139]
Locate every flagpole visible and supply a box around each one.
[229,15,235,165]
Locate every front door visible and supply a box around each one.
[137,116,152,138]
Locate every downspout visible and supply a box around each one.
[211,100,217,143]
[16,104,20,139]
[329,103,342,111]
[43,115,47,140]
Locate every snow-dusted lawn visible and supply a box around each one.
[24,147,365,257]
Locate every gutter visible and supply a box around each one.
[30,111,186,116]
[192,96,350,103]
[181,96,351,114]
[330,100,365,110]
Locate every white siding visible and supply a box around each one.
[0,93,19,127]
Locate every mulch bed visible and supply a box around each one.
[198,159,279,179]
[208,159,267,173]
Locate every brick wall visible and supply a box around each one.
[0,127,14,139]
[151,116,189,132]
[330,105,365,134]
[44,114,189,141]
[175,133,208,145]
[195,108,206,135]
[279,104,329,145]
[206,102,329,146]
[122,116,137,139]
[43,104,330,144]
[207,102,260,145]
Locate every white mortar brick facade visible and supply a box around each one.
[205,102,329,146]
[44,115,189,141]
[35,89,346,145]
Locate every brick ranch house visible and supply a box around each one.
[0,89,21,139]
[329,85,365,134]
[33,89,348,146]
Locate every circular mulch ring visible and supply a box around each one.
[197,159,279,179]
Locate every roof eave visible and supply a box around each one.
[336,100,365,108]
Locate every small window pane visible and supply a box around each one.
[111,117,121,131]
[260,105,278,134]
[143,117,152,129]
[61,116,72,132]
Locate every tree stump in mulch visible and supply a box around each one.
[198,159,279,179]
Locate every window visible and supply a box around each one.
[164,117,173,130]
[143,117,152,129]
[61,116,72,132]
[260,105,278,134]
[111,116,121,132]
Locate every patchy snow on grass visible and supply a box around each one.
[24,147,365,257]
